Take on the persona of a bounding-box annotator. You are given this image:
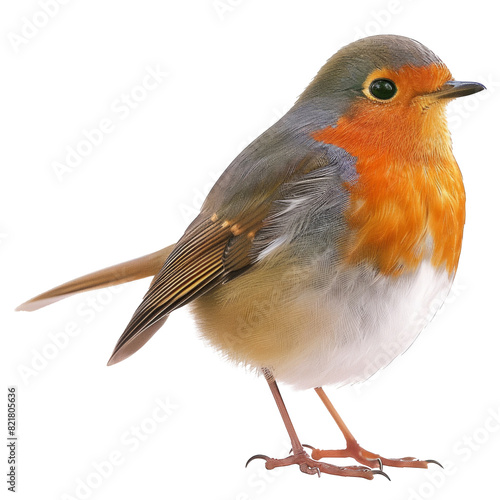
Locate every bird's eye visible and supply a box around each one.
[369,79,397,100]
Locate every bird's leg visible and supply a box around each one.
[308,387,442,469]
[246,368,389,480]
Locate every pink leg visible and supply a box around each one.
[246,369,389,479]
[309,387,442,470]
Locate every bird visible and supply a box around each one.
[17,34,485,480]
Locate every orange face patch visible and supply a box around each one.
[312,63,465,277]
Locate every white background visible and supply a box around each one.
[1,1,499,499]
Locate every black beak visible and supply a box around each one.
[430,80,486,100]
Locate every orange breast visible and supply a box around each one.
[312,68,465,277]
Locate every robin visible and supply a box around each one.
[17,34,485,480]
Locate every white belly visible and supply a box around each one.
[274,260,453,390]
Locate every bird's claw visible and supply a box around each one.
[245,454,270,468]
[425,459,444,469]
[373,469,391,481]
[246,449,388,480]
[308,442,441,470]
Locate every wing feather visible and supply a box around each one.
[107,218,235,364]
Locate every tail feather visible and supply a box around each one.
[16,245,174,312]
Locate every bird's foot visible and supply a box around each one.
[246,448,390,480]
[305,441,442,470]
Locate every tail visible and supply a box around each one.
[16,245,175,312]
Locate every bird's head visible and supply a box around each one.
[301,35,485,160]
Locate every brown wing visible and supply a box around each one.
[106,210,266,365]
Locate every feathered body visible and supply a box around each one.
[19,36,471,391]
[191,49,464,389]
